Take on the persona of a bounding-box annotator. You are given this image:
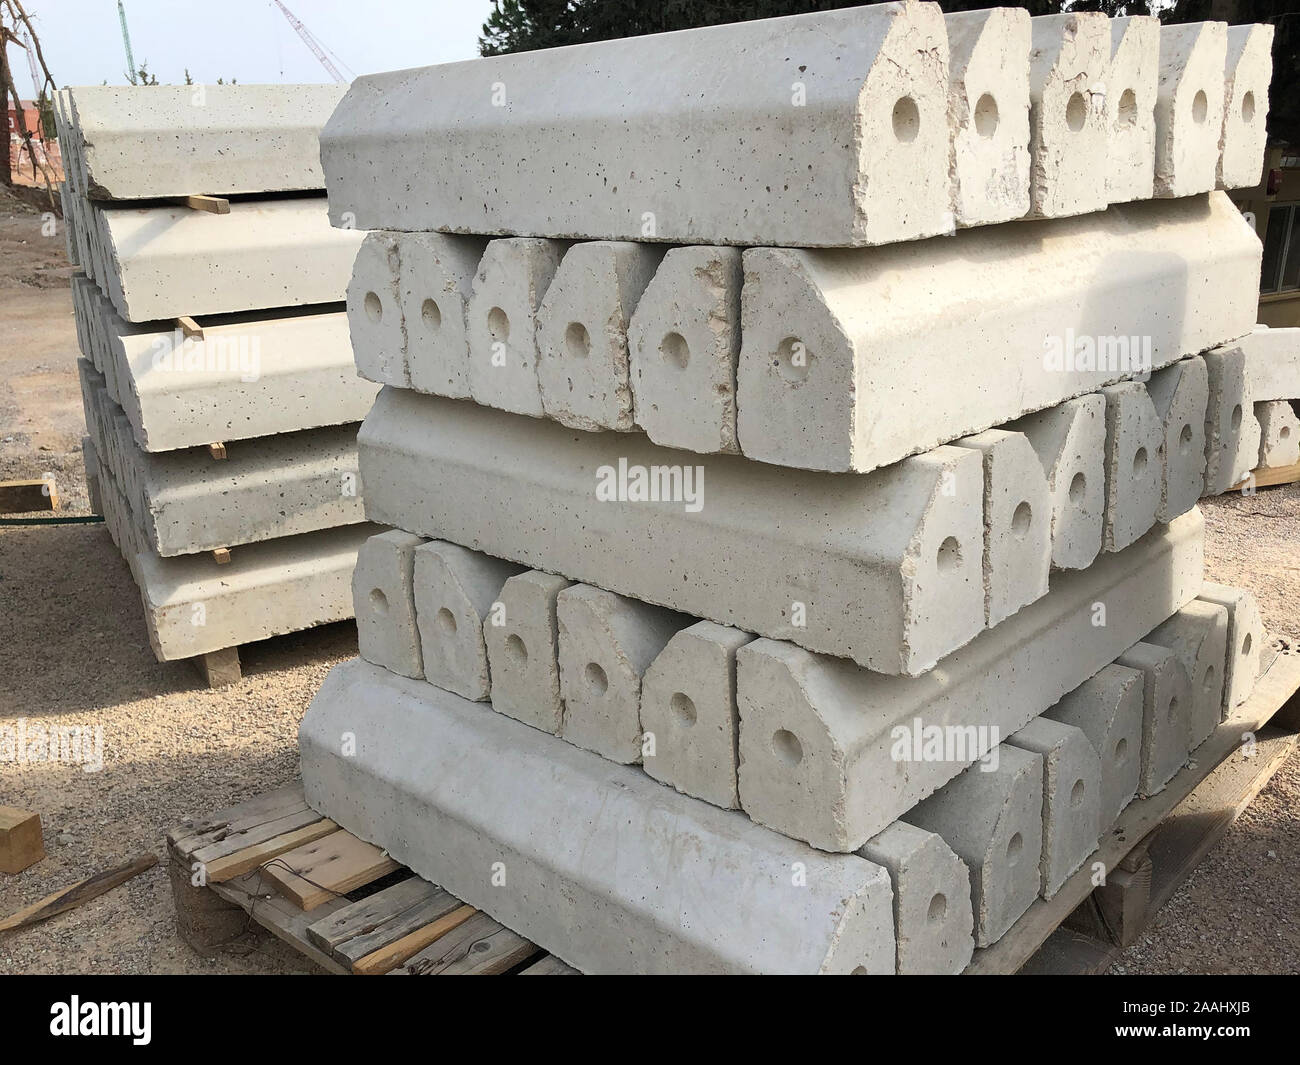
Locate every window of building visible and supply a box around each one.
[1262,203,1300,294]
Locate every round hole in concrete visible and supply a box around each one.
[1132,447,1148,477]
[1283,427,1292,441]
[850,965,870,975]
[891,96,920,142]
[1069,471,1086,503]
[671,692,697,728]
[1011,501,1032,540]
[1114,736,1129,762]
[1179,423,1194,453]
[1203,663,1217,694]
[487,306,510,342]
[364,291,382,324]
[1006,832,1023,865]
[1242,632,1253,656]
[774,337,811,382]
[927,893,947,923]
[1167,695,1180,721]
[660,331,689,370]
[422,298,442,331]
[369,588,388,614]
[1192,89,1208,124]
[1231,404,1243,431]
[505,633,528,665]
[1117,88,1138,128]
[584,661,608,695]
[937,536,962,573]
[1065,92,1087,132]
[974,93,998,138]
[1242,91,1256,123]
[565,321,591,358]
[436,607,457,634]
[1070,779,1086,808]
[772,728,803,767]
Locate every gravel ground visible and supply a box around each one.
[0,190,1296,975]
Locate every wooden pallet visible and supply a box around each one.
[1230,458,1300,492]
[165,785,576,975]
[975,647,1300,974]
[167,652,1300,976]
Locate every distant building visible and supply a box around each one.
[7,99,42,138]
[1229,144,1300,328]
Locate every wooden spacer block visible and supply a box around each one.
[206,442,227,460]
[0,807,45,874]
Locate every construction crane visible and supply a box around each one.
[117,1,137,85]
[270,1,353,83]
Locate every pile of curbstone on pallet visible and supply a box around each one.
[300,5,1284,972]
[53,85,382,683]
[1237,327,1300,474]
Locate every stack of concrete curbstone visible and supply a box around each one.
[300,5,1276,972]
[54,85,380,684]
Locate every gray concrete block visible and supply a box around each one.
[907,746,1043,948]
[734,512,1204,851]
[413,541,524,702]
[1044,664,1144,829]
[859,821,974,975]
[1117,641,1193,796]
[131,522,379,662]
[536,241,664,431]
[347,231,408,388]
[1101,382,1162,552]
[628,246,743,455]
[301,659,897,974]
[557,585,689,764]
[641,621,753,811]
[1155,22,1228,198]
[353,529,426,680]
[1147,357,1209,522]
[1008,394,1104,571]
[467,238,566,417]
[1147,601,1229,749]
[1105,17,1159,204]
[1219,24,1273,189]
[92,197,364,322]
[483,570,573,735]
[1255,400,1300,469]
[1204,344,1261,494]
[399,232,487,400]
[1198,583,1264,711]
[319,4,952,248]
[1239,327,1300,404]
[65,83,345,199]
[944,8,1030,227]
[736,193,1258,474]
[1027,13,1110,218]
[359,387,986,675]
[955,429,1051,626]
[1007,717,1101,898]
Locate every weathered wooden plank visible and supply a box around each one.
[352,903,476,975]
[305,875,460,966]
[167,784,308,857]
[0,854,157,932]
[391,911,539,975]
[202,818,339,884]
[212,869,350,974]
[261,829,400,911]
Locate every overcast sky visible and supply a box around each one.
[12,0,495,95]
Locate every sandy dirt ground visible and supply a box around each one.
[0,189,1296,975]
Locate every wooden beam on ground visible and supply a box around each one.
[261,829,400,911]
[191,647,240,688]
[0,478,57,513]
[0,807,44,874]
[0,854,157,933]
